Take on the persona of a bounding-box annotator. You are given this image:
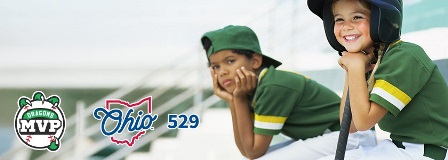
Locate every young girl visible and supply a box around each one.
[308,0,448,159]
[200,25,376,160]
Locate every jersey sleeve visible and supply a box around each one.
[370,46,432,116]
[252,85,299,136]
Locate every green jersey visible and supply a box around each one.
[371,41,448,147]
[251,66,341,140]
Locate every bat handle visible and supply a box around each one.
[335,89,352,160]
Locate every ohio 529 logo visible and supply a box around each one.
[93,96,200,147]
[14,91,66,152]
[93,97,158,147]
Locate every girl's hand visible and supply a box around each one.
[210,68,233,102]
[233,66,258,98]
[338,51,375,73]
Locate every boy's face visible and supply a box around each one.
[333,0,374,53]
[209,50,256,93]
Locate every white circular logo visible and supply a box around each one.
[14,91,66,152]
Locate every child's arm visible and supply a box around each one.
[339,51,388,131]
[210,69,246,156]
[232,67,272,159]
[233,96,272,159]
[228,101,247,156]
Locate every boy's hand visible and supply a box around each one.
[233,66,257,98]
[210,68,233,102]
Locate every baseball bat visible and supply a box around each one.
[335,89,351,160]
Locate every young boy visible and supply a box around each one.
[200,25,376,159]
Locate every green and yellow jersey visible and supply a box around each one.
[251,66,341,140]
[371,41,448,147]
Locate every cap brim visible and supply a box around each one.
[262,55,282,68]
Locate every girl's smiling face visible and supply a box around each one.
[333,0,374,53]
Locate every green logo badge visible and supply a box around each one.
[14,91,66,152]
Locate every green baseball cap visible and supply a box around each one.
[201,25,282,68]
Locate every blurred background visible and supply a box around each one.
[1,0,447,159]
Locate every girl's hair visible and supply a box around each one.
[367,43,385,92]
[332,0,385,92]
[332,0,371,15]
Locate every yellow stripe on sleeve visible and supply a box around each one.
[372,80,411,110]
[254,114,287,123]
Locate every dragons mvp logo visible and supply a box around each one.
[14,91,66,152]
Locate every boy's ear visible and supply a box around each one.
[252,53,263,69]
